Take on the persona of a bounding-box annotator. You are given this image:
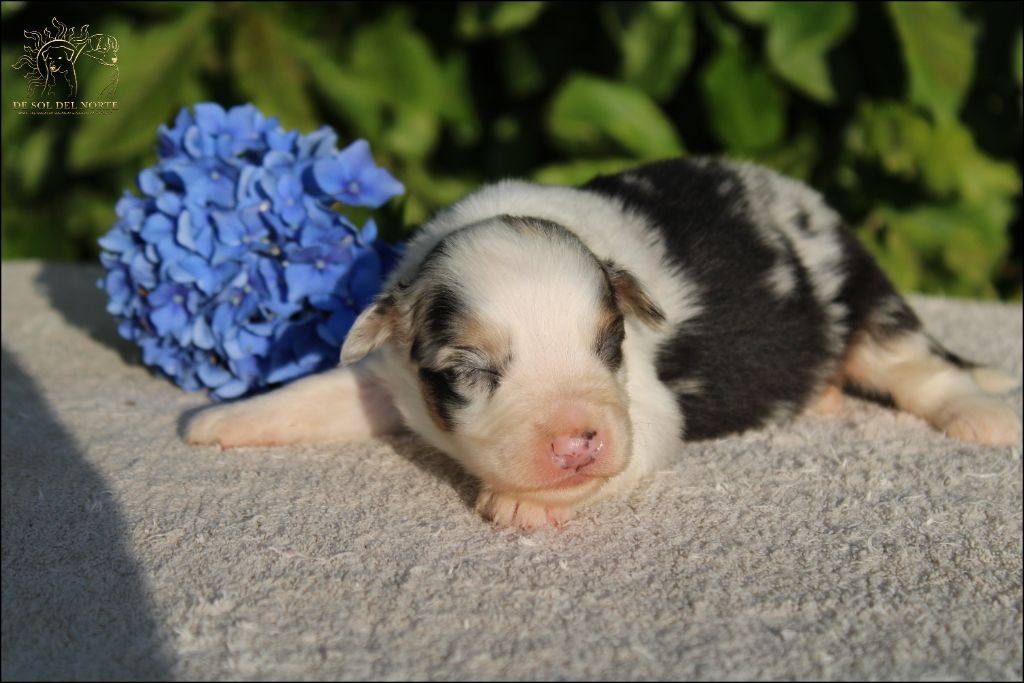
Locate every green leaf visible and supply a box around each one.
[547,73,683,158]
[725,1,775,25]
[944,217,1008,295]
[750,125,820,181]
[296,10,451,159]
[398,166,478,226]
[289,35,383,139]
[457,2,547,40]
[610,2,695,101]
[877,204,960,256]
[1,2,26,19]
[920,122,1021,203]
[501,37,546,98]
[439,52,481,145]
[699,46,786,153]
[347,12,444,159]
[1,46,32,153]
[532,158,641,186]
[851,103,1020,204]
[69,7,212,171]
[349,11,444,112]
[886,2,976,123]
[877,201,1012,297]
[698,2,742,46]
[847,101,932,179]
[383,107,440,162]
[862,220,922,293]
[17,126,56,194]
[765,2,855,103]
[402,166,477,206]
[229,9,317,132]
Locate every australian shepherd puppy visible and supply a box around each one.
[186,157,1021,529]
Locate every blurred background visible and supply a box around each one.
[2,1,1021,299]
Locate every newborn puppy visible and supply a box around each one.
[186,157,1021,529]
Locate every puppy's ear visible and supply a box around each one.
[340,290,405,365]
[602,261,666,329]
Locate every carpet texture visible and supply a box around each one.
[2,260,1022,681]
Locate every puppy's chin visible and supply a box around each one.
[480,472,610,508]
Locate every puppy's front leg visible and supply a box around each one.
[185,356,402,448]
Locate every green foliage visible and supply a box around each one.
[700,44,787,153]
[2,1,1021,299]
[763,2,855,103]
[548,73,684,158]
[456,1,547,40]
[601,2,695,101]
[887,1,976,123]
[69,8,214,171]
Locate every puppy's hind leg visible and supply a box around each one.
[185,356,403,449]
[842,328,1020,447]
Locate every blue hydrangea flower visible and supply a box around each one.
[312,139,406,207]
[98,102,405,400]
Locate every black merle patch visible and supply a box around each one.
[407,281,471,431]
[583,157,929,440]
[794,208,812,235]
[410,284,465,366]
[584,158,833,440]
[830,227,922,346]
[418,367,470,431]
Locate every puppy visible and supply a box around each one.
[186,157,1021,529]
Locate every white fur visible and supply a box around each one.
[394,180,705,334]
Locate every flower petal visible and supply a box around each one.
[212,378,249,400]
[140,213,174,243]
[138,168,165,197]
[352,167,405,208]
[150,303,188,337]
[336,139,374,172]
[192,314,215,350]
[156,191,182,216]
[197,359,233,388]
[98,226,137,254]
[193,102,227,134]
[311,158,347,195]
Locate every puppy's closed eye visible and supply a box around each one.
[432,347,503,394]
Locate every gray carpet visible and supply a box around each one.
[2,260,1022,681]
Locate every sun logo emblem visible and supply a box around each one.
[11,17,119,101]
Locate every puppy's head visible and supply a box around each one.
[342,215,664,505]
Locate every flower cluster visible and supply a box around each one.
[98,102,404,399]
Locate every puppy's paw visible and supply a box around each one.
[807,383,844,416]
[970,367,1020,395]
[932,395,1021,447]
[475,490,575,530]
[185,405,270,449]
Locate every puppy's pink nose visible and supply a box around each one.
[551,430,603,470]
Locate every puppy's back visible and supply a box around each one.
[582,158,912,440]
